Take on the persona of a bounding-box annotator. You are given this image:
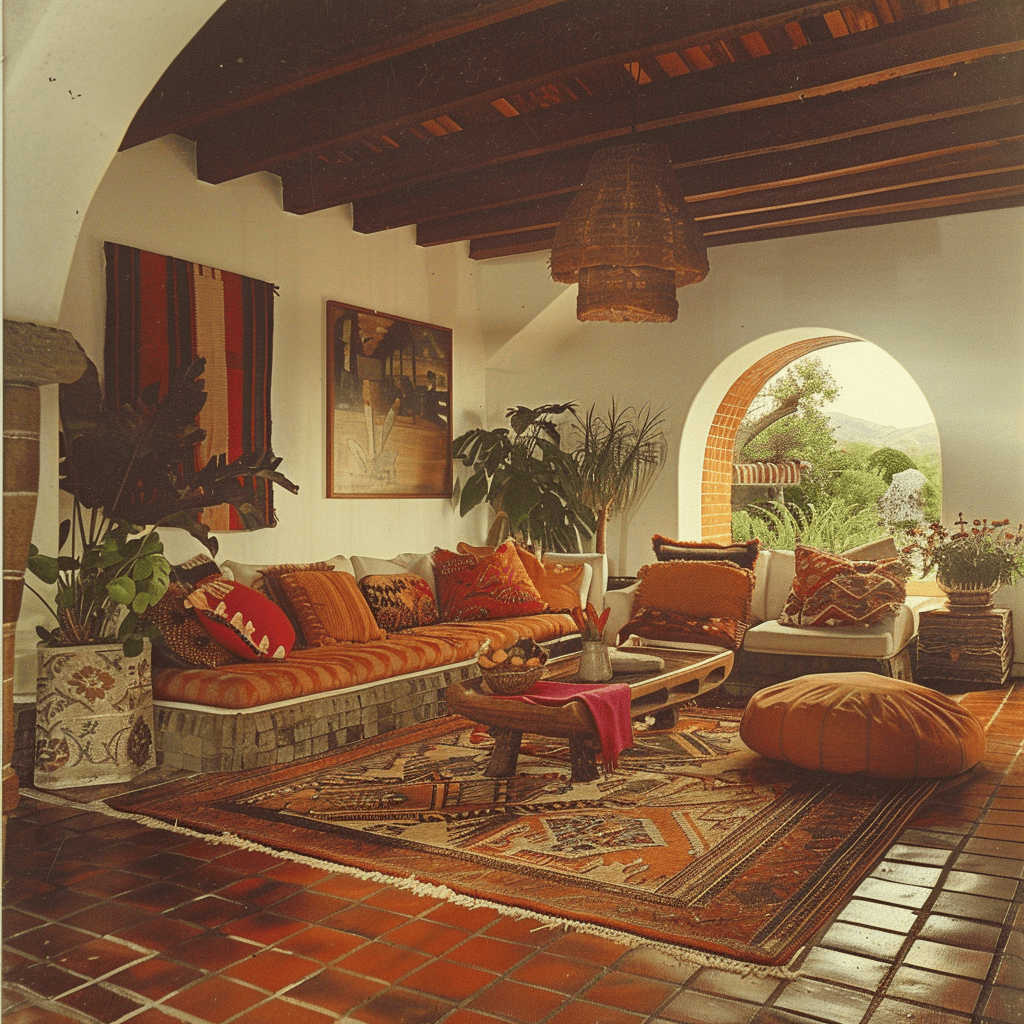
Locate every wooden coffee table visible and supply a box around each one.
[446,637,733,782]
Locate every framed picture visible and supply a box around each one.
[326,301,453,498]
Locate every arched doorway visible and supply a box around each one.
[677,330,859,543]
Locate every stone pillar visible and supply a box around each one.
[3,321,87,837]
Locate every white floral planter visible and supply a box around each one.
[34,641,156,789]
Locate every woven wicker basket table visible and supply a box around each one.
[446,637,733,782]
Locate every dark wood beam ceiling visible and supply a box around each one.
[123,0,1024,260]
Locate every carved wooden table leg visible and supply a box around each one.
[485,726,523,777]
[568,736,601,782]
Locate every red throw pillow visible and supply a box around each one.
[185,577,296,661]
[456,542,586,614]
[434,541,546,621]
[778,544,909,628]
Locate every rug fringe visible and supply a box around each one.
[23,787,799,979]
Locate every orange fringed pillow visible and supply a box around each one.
[633,560,754,621]
[434,541,546,622]
[621,561,755,651]
[778,544,909,629]
[273,570,386,646]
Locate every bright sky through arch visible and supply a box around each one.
[802,341,935,430]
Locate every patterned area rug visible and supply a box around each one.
[112,710,938,964]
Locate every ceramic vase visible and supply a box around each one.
[34,641,156,789]
[577,640,613,682]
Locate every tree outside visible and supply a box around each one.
[732,354,941,552]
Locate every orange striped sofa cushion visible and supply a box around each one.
[153,613,576,710]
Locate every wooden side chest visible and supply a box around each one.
[917,606,1014,690]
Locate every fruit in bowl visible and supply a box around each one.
[477,638,548,695]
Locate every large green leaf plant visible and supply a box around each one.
[452,403,596,553]
[26,356,298,656]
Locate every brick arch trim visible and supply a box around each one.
[701,336,853,543]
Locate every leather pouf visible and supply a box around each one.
[739,672,986,778]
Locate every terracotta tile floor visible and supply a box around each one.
[4,681,1024,1024]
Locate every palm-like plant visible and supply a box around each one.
[569,402,668,555]
[452,403,596,553]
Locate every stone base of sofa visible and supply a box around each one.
[153,634,583,773]
[725,641,916,701]
[153,665,467,773]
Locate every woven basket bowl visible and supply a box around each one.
[480,663,546,696]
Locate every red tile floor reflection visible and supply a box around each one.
[4,682,1023,1024]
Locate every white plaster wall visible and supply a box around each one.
[486,210,1024,664]
[14,135,498,695]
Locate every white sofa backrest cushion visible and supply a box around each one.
[222,555,354,588]
[543,551,606,611]
[762,548,796,622]
[749,549,771,623]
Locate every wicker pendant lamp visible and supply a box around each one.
[550,142,709,323]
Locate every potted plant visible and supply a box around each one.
[25,354,298,788]
[568,402,668,556]
[902,513,1024,611]
[452,403,596,553]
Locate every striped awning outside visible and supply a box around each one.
[732,460,811,485]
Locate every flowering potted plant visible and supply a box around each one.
[902,513,1024,611]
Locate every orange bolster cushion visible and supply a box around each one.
[739,673,986,779]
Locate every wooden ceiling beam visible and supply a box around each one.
[285,52,1024,214]
[328,3,1019,215]
[467,186,1024,259]
[415,139,1024,245]
[190,0,883,184]
[122,0,570,149]
[354,104,1024,232]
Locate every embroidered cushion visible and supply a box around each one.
[456,542,587,614]
[778,545,909,629]
[143,580,238,669]
[272,570,386,646]
[652,535,760,570]
[359,573,440,632]
[434,541,546,622]
[740,673,986,778]
[185,577,296,661]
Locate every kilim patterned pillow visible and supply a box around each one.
[433,541,546,622]
[620,606,748,651]
[778,545,910,629]
[359,573,439,632]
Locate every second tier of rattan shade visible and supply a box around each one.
[550,142,709,323]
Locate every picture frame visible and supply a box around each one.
[326,301,453,498]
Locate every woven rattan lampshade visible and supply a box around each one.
[550,142,708,323]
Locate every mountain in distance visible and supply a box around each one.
[828,411,940,462]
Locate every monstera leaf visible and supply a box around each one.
[58,356,298,554]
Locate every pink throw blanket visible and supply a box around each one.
[493,680,634,772]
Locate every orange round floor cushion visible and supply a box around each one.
[739,673,986,779]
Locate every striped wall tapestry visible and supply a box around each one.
[103,242,277,532]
